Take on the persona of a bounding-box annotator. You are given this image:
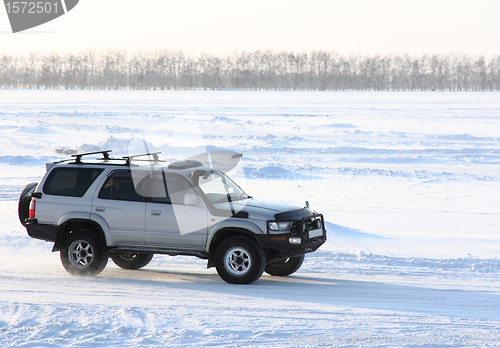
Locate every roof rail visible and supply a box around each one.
[122,152,162,165]
[72,150,112,163]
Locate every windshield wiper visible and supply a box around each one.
[214,196,231,203]
[214,194,249,203]
[236,193,252,201]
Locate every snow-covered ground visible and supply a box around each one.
[1,90,499,347]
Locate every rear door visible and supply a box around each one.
[92,170,148,246]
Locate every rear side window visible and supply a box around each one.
[44,167,104,197]
[98,171,145,202]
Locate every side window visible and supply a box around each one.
[98,171,145,202]
[44,167,103,197]
[167,180,193,205]
[149,172,195,205]
[150,176,170,204]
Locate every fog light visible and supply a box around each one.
[289,238,301,244]
[315,218,323,230]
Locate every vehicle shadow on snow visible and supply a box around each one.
[98,267,500,321]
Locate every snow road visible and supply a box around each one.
[1,90,500,347]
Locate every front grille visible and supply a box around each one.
[290,214,325,236]
[291,221,301,234]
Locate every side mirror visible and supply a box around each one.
[184,193,202,206]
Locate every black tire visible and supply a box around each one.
[215,236,266,284]
[111,253,154,270]
[18,182,38,227]
[265,255,305,276]
[60,229,108,276]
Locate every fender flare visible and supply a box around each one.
[52,215,110,252]
[207,219,264,248]
[206,219,265,268]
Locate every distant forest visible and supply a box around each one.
[1,49,499,91]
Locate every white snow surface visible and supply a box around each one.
[1,90,500,347]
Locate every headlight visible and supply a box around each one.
[268,221,291,234]
[268,222,279,231]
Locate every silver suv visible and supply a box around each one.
[19,150,327,284]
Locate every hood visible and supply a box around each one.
[234,199,300,212]
[215,199,309,220]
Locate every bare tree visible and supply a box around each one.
[1,49,499,91]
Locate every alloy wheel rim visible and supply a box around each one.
[68,240,94,268]
[224,247,251,276]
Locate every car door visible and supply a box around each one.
[92,170,147,246]
[145,172,208,249]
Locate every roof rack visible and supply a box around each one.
[122,152,162,165]
[71,150,112,163]
[68,150,164,166]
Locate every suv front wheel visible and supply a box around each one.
[60,229,108,276]
[215,236,266,284]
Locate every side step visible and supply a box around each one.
[107,247,208,260]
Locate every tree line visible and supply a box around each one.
[1,49,499,91]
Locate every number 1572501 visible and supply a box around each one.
[5,1,60,14]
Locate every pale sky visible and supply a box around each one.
[1,0,499,56]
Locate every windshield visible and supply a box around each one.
[193,170,249,204]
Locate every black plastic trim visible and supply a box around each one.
[72,150,112,163]
[255,232,327,261]
[274,207,314,221]
[26,223,58,242]
[51,218,108,252]
[108,247,208,259]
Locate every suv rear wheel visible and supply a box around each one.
[265,255,305,276]
[60,229,108,276]
[111,253,154,270]
[215,236,266,284]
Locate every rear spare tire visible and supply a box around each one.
[18,182,38,227]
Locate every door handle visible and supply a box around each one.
[95,206,105,212]
[151,210,161,216]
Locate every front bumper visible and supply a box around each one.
[255,214,327,261]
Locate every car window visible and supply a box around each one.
[98,171,145,202]
[195,170,245,204]
[167,180,193,205]
[149,172,195,205]
[150,175,169,203]
[44,167,103,197]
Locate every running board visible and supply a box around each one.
[107,247,208,259]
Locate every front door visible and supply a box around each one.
[145,173,208,249]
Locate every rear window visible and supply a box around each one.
[44,167,104,197]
